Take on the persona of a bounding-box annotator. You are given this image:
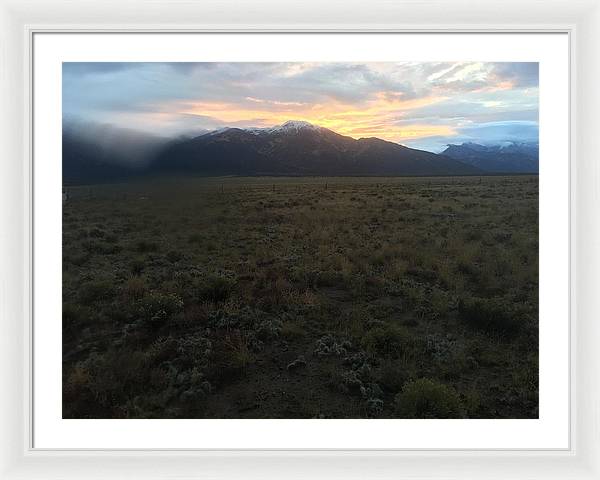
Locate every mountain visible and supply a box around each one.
[62,120,494,184]
[441,142,538,173]
[151,120,482,177]
[62,122,169,184]
[63,131,138,184]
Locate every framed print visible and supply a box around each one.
[1,0,599,478]
[33,32,568,450]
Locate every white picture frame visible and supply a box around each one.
[1,0,598,478]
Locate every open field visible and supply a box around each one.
[62,175,538,419]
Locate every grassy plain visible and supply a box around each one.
[62,175,538,418]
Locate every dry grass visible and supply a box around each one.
[62,175,538,419]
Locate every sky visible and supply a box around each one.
[63,62,539,153]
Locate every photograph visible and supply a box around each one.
[61,61,539,420]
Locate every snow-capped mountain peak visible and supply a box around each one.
[204,120,324,138]
[268,120,321,133]
[205,127,232,136]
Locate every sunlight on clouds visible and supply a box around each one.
[63,61,539,147]
[343,124,457,142]
[444,62,487,83]
[179,93,450,142]
[482,101,503,108]
[427,63,463,82]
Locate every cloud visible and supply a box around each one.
[62,61,538,150]
[492,62,539,88]
[404,120,539,152]
[63,118,171,166]
[459,120,539,142]
[63,62,139,76]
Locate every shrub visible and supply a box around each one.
[376,359,408,393]
[366,398,384,416]
[179,368,212,406]
[176,334,212,369]
[144,292,184,314]
[458,297,521,338]
[405,266,438,284]
[138,292,184,329]
[78,279,115,304]
[280,320,307,340]
[314,334,351,357]
[66,251,90,267]
[197,275,236,303]
[135,239,159,253]
[82,240,121,255]
[64,349,151,417]
[394,378,463,418]
[166,250,183,263]
[316,270,343,287]
[63,303,91,333]
[254,317,283,341]
[188,233,202,244]
[124,276,147,300]
[211,331,254,379]
[129,257,145,275]
[208,307,281,347]
[362,324,413,358]
[146,336,179,365]
[89,227,105,238]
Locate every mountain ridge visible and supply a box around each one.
[441,141,538,173]
[62,120,538,184]
[152,121,481,178]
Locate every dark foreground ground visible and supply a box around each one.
[62,175,538,419]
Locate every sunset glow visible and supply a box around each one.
[63,61,539,152]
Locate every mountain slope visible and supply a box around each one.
[441,142,538,173]
[62,123,169,184]
[153,121,481,177]
[62,132,139,184]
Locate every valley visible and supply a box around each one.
[62,175,539,419]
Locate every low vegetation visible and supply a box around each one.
[63,175,538,418]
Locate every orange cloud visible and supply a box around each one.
[344,124,456,141]
[176,93,450,142]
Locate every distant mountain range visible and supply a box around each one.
[62,120,539,184]
[441,142,539,174]
[152,120,481,177]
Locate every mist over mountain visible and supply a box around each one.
[441,142,539,173]
[63,121,171,166]
[62,121,172,184]
[62,120,540,184]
